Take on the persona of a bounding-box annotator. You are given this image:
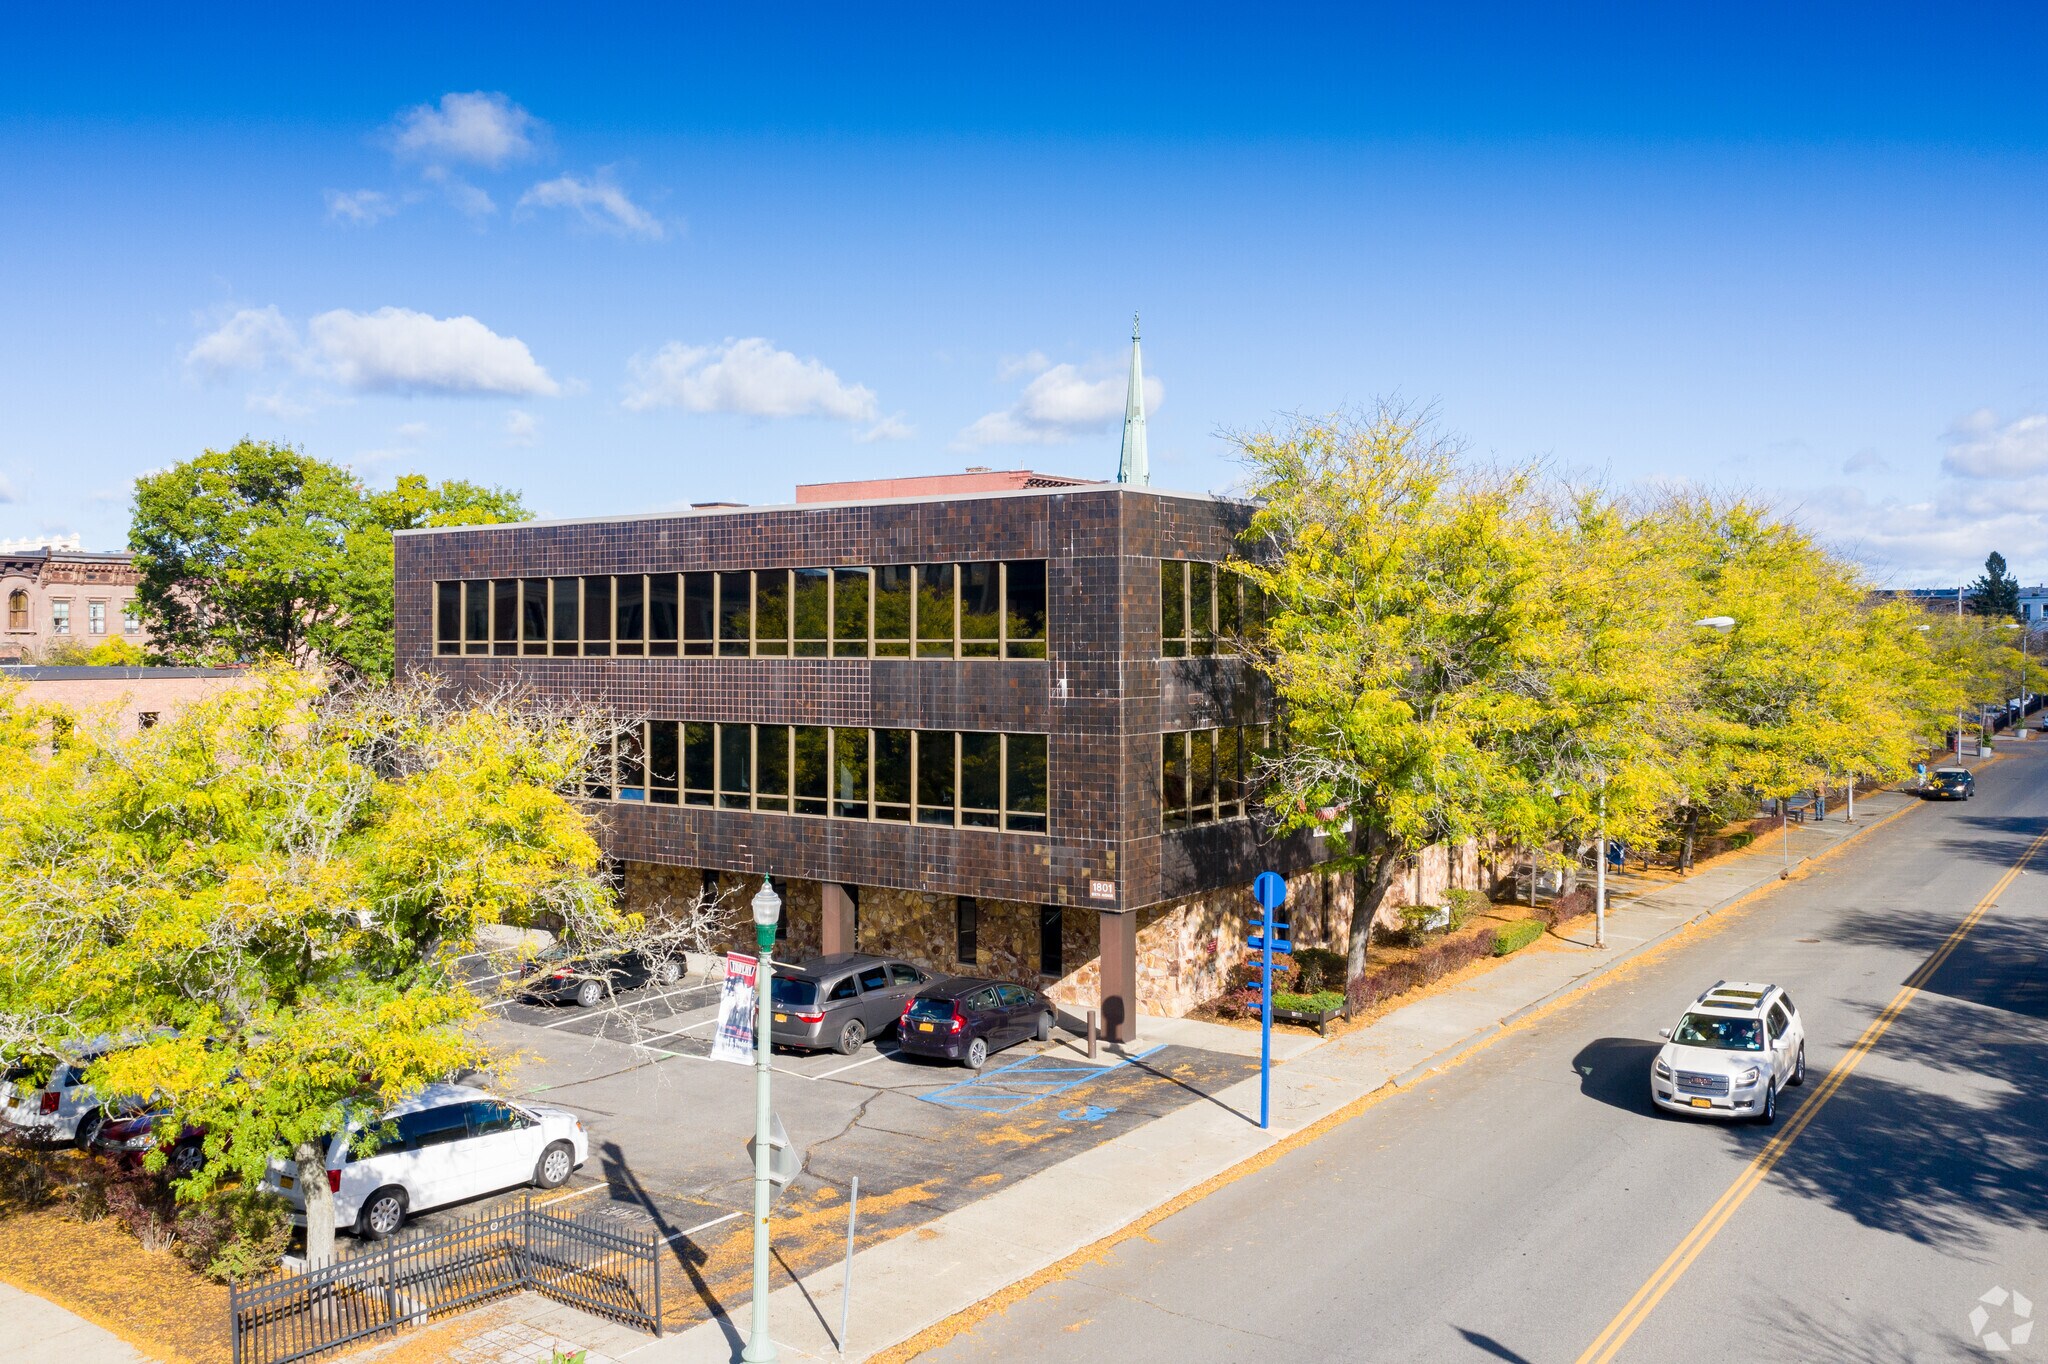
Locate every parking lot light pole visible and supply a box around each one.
[743,876,783,1364]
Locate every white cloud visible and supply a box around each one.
[1942,409,2048,480]
[325,189,396,225]
[955,360,1163,449]
[186,306,298,376]
[999,350,1051,380]
[623,337,880,423]
[504,410,541,446]
[520,170,663,240]
[189,305,558,400]
[391,92,540,168]
[1842,449,1891,475]
[857,413,916,444]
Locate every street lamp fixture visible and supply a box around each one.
[743,876,783,1363]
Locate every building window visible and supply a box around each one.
[50,599,70,635]
[585,721,1050,833]
[956,897,979,966]
[1161,561,1261,657]
[1161,725,1265,830]
[6,591,25,630]
[88,601,106,636]
[122,602,140,634]
[1039,906,1063,976]
[433,561,1052,662]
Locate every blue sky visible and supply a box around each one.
[4,5,2046,584]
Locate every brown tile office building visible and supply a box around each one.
[393,479,1328,1040]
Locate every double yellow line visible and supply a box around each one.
[1575,825,2048,1364]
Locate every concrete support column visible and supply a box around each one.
[820,883,857,956]
[1098,909,1139,1044]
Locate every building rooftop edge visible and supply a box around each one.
[393,481,1249,538]
[0,665,247,680]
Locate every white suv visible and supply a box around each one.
[261,1083,588,1238]
[1,1052,109,1146]
[1650,981,1807,1124]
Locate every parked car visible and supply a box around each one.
[1922,766,1975,800]
[896,977,1055,1070]
[518,943,687,1007]
[770,954,933,1054]
[1,1050,111,1146]
[1650,980,1806,1124]
[260,1083,588,1239]
[86,1098,210,1178]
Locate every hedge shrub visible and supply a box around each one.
[1494,920,1545,955]
[1271,990,1346,1015]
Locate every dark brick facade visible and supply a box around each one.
[393,485,1320,915]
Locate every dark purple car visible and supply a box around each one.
[895,977,1055,1069]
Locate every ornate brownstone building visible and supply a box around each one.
[0,543,148,663]
[393,481,1325,1039]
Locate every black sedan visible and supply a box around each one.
[1922,766,1975,800]
[896,976,1055,1069]
[519,945,687,1007]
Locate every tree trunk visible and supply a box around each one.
[1680,805,1699,874]
[1345,822,1403,988]
[296,1140,337,1265]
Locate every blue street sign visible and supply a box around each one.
[1253,871,1288,912]
[1246,934,1294,954]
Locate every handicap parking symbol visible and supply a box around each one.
[1059,1104,1116,1122]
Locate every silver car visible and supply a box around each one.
[770,954,933,1054]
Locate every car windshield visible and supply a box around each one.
[771,978,819,1007]
[1672,1013,1763,1051]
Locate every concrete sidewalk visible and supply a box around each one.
[0,1281,150,1362]
[625,784,1932,1363]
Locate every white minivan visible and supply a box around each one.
[1,1052,111,1146]
[262,1083,588,1238]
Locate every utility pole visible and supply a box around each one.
[743,877,784,1364]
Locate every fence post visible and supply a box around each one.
[651,1222,664,1337]
[382,1235,398,1325]
[228,1277,241,1364]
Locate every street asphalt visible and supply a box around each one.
[921,743,2048,1364]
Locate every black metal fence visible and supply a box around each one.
[228,1195,662,1364]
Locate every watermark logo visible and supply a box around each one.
[1971,1286,2034,1353]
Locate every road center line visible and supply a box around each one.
[1574,823,2048,1364]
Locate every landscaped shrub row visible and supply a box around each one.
[1343,926,1500,1015]
[1493,919,1545,955]
[61,1156,292,1281]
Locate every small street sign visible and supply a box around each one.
[745,1111,801,1190]
[1246,934,1294,954]
[1253,871,1288,912]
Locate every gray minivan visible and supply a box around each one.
[770,954,932,1054]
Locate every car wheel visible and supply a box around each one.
[1034,1012,1054,1043]
[964,1037,988,1070]
[73,1112,103,1151]
[168,1142,206,1179]
[1755,1080,1776,1126]
[575,978,605,1008]
[534,1140,575,1189]
[1790,1043,1806,1086]
[835,1019,867,1056]
[356,1187,407,1239]
[655,959,683,986]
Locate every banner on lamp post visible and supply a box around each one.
[710,951,759,1066]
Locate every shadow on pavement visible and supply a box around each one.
[1570,1038,1662,1116]
[1718,997,2048,1252]
[598,1139,739,1354]
[1455,1326,1537,1362]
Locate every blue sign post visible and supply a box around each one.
[1250,870,1291,1129]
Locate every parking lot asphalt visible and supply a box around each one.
[405,961,1260,1335]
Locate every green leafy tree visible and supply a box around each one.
[131,442,525,678]
[0,667,633,1262]
[1969,551,2022,621]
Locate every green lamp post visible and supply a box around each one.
[743,875,783,1363]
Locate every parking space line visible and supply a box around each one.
[812,1046,902,1080]
[531,982,713,1031]
[662,1210,743,1245]
[636,1018,717,1048]
[539,1180,614,1205]
[919,1043,1169,1114]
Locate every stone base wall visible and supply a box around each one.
[622,843,1504,1024]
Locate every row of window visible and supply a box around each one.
[588,722,1050,833]
[1162,725,1272,829]
[436,561,1049,661]
[7,591,140,637]
[1160,560,1265,658]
